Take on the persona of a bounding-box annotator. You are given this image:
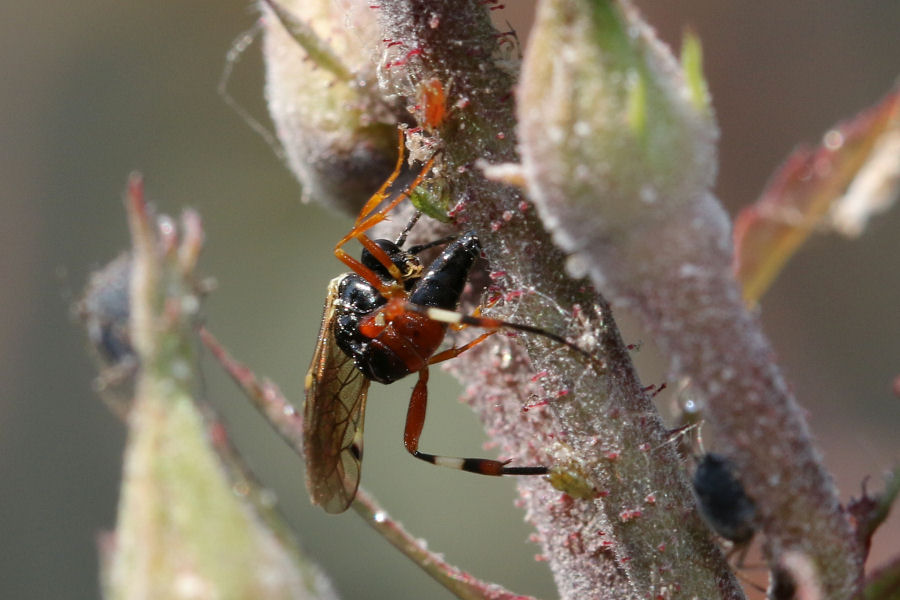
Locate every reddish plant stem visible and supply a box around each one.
[591,195,863,597]
[376,2,742,598]
[199,326,543,600]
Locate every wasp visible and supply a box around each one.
[304,132,587,513]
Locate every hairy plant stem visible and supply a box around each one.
[106,178,328,600]
[512,0,865,596]
[376,2,742,598]
[200,327,543,600]
[610,197,862,596]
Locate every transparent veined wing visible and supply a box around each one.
[303,276,370,514]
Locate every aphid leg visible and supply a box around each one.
[726,542,768,578]
[403,369,548,475]
[718,542,769,595]
[219,23,284,161]
[730,558,767,594]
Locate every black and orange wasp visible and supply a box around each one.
[304,131,589,513]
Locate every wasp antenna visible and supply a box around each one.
[394,211,423,247]
[406,234,458,255]
[497,319,594,362]
[652,422,703,453]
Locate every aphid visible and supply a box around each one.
[692,453,757,549]
[76,253,138,417]
[767,566,797,600]
[304,132,587,513]
[543,441,598,499]
[414,77,448,131]
[77,253,134,368]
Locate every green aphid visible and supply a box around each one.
[409,178,452,223]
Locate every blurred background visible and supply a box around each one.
[1,1,898,598]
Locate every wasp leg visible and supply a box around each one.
[334,210,424,295]
[335,239,403,294]
[427,331,494,365]
[336,154,436,254]
[353,129,406,226]
[403,369,548,476]
[406,303,593,360]
[351,212,447,290]
[336,129,435,253]
[446,299,495,333]
[333,134,437,295]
